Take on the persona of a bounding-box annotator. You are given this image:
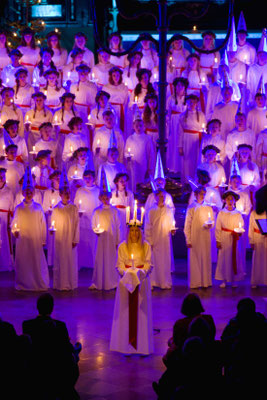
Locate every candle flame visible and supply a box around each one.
[131,254,133,260]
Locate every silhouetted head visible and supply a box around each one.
[37,293,54,316]
[181,293,204,317]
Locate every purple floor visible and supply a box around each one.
[1,258,267,399]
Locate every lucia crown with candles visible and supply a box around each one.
[126,199,145,228]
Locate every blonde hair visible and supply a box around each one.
[126,226,145,259]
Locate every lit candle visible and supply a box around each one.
[172,220,176,229]
[193,25,197,31]
[202,123,206,133]
[125,81,128,87]
[50,198,55,208]
[202,76,206,84]
[70,146,73,153]
[154,73,157,80]
[239,74,243,82]
[134,96,138,104]
[33,146,36,152]
[214,57,218,64]
[208,212,211,219]
[250,175,254,184]
[97,223,100,229]
[141,207,144,224]
[92,72,95,79]
[133,200,137,221]
[74,168,78,177]
[33,78,37,85]
[96,139,100,147]
[55,115,58,123]
[131,253,134,269]
[235,141,238,148]
[3,144,6,151]
[79,199,82,210]
[126,206,130,224]
[51,220,55,229]
[55,28,58,33]
[239,222,242,229]
[67,71,71,79]
[44,90,47,97]
[6,78,9,84]
[14,223,17,230]
[26,115,29,122]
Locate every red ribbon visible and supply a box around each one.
[222,227,240,274]
[184,128,202,145]
[125,264,144,350]
[115,205,126,209]
[254,228,260,234]
[15,155,24,164]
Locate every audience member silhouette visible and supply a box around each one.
[22,293,81,400]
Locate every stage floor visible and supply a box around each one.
[0,258,267,400]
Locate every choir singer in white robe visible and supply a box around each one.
[110,224,153,355]
[11,167,49,291]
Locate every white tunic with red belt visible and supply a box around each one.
[0,184,14,271]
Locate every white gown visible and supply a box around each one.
[197,162,226,188]
[92,126,125,164]
[110,241,154,355]
[256,131,267,172]
[51,201,79,290]
[145,192,175,215]
[70,81,98,123]
[91,204,121,290]
[12,200,49,291]
[200,133,226,164]
[0,104,24,138]
[0,159,24,195]
[111,189,135,241]
[144,204,174,289]
[249,210,267,286]
[236,42,257,66]
[0,185,14,271]
[125,132,155,192]
[74,185,101,269]
[247,107,267,139]
[184,201,214,288]
[13,84,34,116]
[215,209,245,283]
[211,101,239,140]
[225,128,256,161]
[247,63,267,105]
[25,107,54,151]
[97,160,126,190]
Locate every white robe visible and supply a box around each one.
[205,81,241,120]
[92,126,125,164]
[166,94,186,173]
[42,188,61,266]
[184,201,214,288]
[111,189,135,241]
[0,159,24,195]
[236,42,257,66]
[145,192,175,215]
[140,48,158,71]
[178,109,206,181]
[62,133,87,163]
[13,84,34,116]
[198,162,226,188]
[0,48,10,71]
[169,48,190,77]
[51,201,79,290]
[0,135,28,163]
[249,210,267,286]
[91,62,115,88]
[17,46,40,79]
[125,132,155,192]
[247,63,267,105]
[12,200,49,291]
[0,185,14,271]
[91,204,121,290]
[225,128,256,161]
[67,48,95,69]
[51,48,68,70]
[25,107,53,151]
[200,134,226,164]
[70,81,98,123]
[215,209,245,282]
[74,185,100,269]
[239,162,261,189]
[1,64,27,87]
[102,83,129,133]
[122,67,139,92]
[228,59,247,85]
[247,107,267,139]
[97,160,126,190]
[256,130,267,172]
[0,104,24,137]
[211,101,239,140]
[40,86,65,112]
[110,241,153,355]
[144,205,174,289]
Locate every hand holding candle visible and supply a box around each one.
[126,206,130,224]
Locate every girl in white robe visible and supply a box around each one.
[51,187,79,291]
[178,94,206,182]
[166,77,188,173]
[184,186,214,288]
[17,28,40,80]
[111,173,135,241]
[139,37,158,71]
[110,226,153,355]
[198,145,226,188]
[143,93,159,150]
[0,30,10,73]
[12,186,49,291]
[46,31,68,71]
[91,49,115,88]
[0,168,14,271]
[144,189,175,289]
[249,209,267,287]
[122,51,142,93]
[32,47,56,88]
[62,48,84,86]
[2,119,28,164]
[168,39,189,78]
[41,70,65,113]
[197,31,220,78]
[34,122,57,168]
[125,118,155,192]
[0,87,24,137]
[74,170,100,269]
[13,68,34,116]
[215,191,245,287]
[90,193,121,290]
[62,117,87,163]
[200,119,226,164]
[108,32,128,69]
[247,94,267,138]
[25,92,53,154]
[67,32,95,69]
[0,145,24,196]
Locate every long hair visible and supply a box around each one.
[60,100,76,122]
[0,30,10,55]
[134,82,155,98]
[21,32,36,49]
[126,227,145,259]
[143,99,158,124]
[37,59,56,77]
[127,55,141,78]
[47,33,62,54]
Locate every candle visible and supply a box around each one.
[128,147,131,154]
[6,78,9,84]
[74,169,78,176]
[55,115,58,123]
[172,220,176,229]
[202,76,206,84]
[44,90,47,97]
[32,167,35,173]
[70,146,73,153]
[126,206,130,224]
[208,212,211,219]
[131,253,134,269]
[193,25,197,31]
[3,144,6,151]
[55,28,58,33]
[239,74,243,82]
[134,96,138,104]
[133,200,137,221]
[97,223,100,229]
[154,73,157,80]
[214,57,218,64]
[50,198,55,208]
[235,141,238,148]
[67,71,71,79]
[79,199,82,209]
[250,175,254,184]
[202,123,206,133]
[141,207,144,224]
[92,72,95,79]
[33,78,37,85]
[239,222,242,229]
[51,220,55,229]
[125,81,128,87]
[33,146,36,152]
[14,223,17,230]
[88,114,91,122]
[26,115,29,122]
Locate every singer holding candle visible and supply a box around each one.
[110,224,153,355]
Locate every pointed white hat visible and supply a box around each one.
[230,156,241,177]
[258,29,267,53]
[99,167,111,195]
[237,11,247,33]
[22,165,34,191]
[227,16,237,52]
[154,150,165,180]
[108,129,118,149]
[59,164,69,190]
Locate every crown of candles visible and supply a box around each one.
[126,200,145,227]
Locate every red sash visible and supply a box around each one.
[110,102,124,131]
[35,185,48,191]
[115,205,126,209]
[59,129,71,135]
[16,104,30,108]
[94,124,104,129]
[262,152,267,157]
[184,128,202,145]
[125,264,144,350]
[30,126,39,131]
[171,110,181,115]
[74,102,88,107]
[21,62,36,67]
[221,227,240,274]
[254,228,261,234]
[15,155,24,164]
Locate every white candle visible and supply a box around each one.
[141,207,144,224]
[208,212,211,219]
[55,28,58,33]
[70,146,73,153]
[239,74,243,81]
[202,123,206,132]
[14,223,17,230]
[74,169,78,176]
[214,57,218,64]
[154,73,157,80]
[134,96,138,104]
[235,141,238,147]
[172,220,176,229]
[50,198,55,208]
[6,78,9,84]
[92,72,95,80]
[239,222,242,229]
[67,71,71,79]
[33,146,36,152]
[51,220,55,228]
[97,139,100,147]
[131,253,134,269]
[3,144,5,151]
[55,115,58,123]
[44,90,47,97]
[126,206,130,224]
[79,199,82,209]
[26,115,29,122]
[133,200,137,221]
[221,177,225,185]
